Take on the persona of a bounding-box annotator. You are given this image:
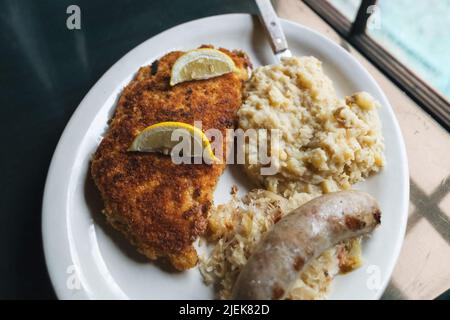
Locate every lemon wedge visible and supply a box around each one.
[128,122,217,162]
[170,48,235,86]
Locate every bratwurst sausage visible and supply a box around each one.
[231,191,381,300]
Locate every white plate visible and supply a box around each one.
[42,14,409,300]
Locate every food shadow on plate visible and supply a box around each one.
[83,168,180,273]
[97,72,140,140]
[228,164,257,193]
[251,15,277,66]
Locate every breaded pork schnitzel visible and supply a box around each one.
[91,46,250,270]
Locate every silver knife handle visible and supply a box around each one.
[255,0,288,53]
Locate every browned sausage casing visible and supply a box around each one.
[231,191,381,300]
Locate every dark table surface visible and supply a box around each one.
[0,0,257,299]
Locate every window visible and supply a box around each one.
[368,0,450,100]
[329,0,361,21]
[304,0,450,131]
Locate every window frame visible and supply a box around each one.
[303,0,450,131]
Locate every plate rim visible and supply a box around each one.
[42,13,409,300]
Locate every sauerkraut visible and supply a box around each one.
[199,189,362,300]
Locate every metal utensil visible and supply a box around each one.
[255,0,292,62]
